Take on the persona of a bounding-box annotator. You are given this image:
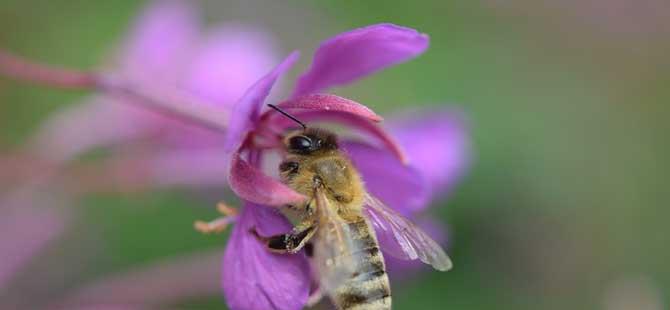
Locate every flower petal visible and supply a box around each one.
[274,93,382,122]
[388,109,470,198]
[28,96,156,163]
[184,25,279,107]
[292,23,429,97]
[61,249,222,306]
[138,148,229,188]
[118,0,199,83]
[342,141,428,215]
[223,51,300,153]
[228,151,306,206]
[0,191,69,290]
[250,203,298,237]
[223,203,310,310]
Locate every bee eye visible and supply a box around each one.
[289,136,312,151]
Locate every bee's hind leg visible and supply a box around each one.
[251,223,316,254]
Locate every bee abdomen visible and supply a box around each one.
[335,260,391,309]
[334,220,391,310]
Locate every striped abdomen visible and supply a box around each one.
[333,218,391,310]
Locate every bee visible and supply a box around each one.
[252,105,453,310]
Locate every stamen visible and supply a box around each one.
[194,201,238,234]
[194,216,237,234]
[217,201,238,216]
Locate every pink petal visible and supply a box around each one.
[152,120,225,149]
[223,51,300,153]
[223,203,310,310]
[292,23,429,97]
[250,203,298,237]
[118,0,199,83]
[184,25,279,107]
[272,110,407,163]
[0,192,69,290]
[100,78,231,133]
[138,148,229,188]
[28,96,156,163]
[60,148,229,193]
[228,151,305,206]
[388,109,470,198]
[342,141,428,215]
[61,249,222,306]
[274,93,382,122]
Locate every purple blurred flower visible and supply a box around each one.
[27,0,278,188]
[218,24,470,310]
[0,189,69,292]
[59,249,223,308]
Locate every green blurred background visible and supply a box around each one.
[1,0,668,309]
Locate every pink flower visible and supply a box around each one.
[0,189,70,293]
[27,0,278,188]
[219,24,470,310]
[0,1,470,308]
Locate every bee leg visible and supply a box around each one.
[304,242,314,257]
[194,202,238,234]
[279,160,300,181]
[251,225,316,254]
[285,198,315,218]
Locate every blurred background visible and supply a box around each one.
[1,0,668,309]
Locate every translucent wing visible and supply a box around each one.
[364,194,453,271]
[312,187,362,293]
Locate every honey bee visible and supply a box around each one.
[252,105,453,310]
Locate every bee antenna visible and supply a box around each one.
[267,104,307,129]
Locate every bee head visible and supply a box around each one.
[284,128,339,155]
[267,103,339,155]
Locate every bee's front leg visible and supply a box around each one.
[279,160,299,182]
[251,222,316,254]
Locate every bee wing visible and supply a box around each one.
[364,194,453,271]
[312,187,361,293]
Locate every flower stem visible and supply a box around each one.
[0,49,229,132]
[97,75,229,132]
[0,49,97,90]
